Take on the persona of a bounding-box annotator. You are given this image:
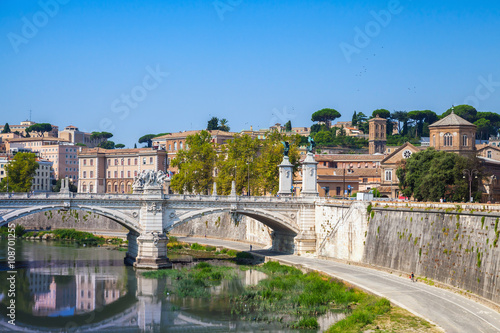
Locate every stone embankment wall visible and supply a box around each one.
[318,200,500,304]
[14,210,128,235]
[169,213,273,247]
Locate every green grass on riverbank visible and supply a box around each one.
[20,228,125,246]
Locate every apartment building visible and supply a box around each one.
[58,125,96,147]
[78,147,168,193]
[4,137,79,181]
[152,130,235,174]
[32,158,53,192]
[0,121,58,137]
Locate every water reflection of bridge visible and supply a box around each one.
[0,267,278,332]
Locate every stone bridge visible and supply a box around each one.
[0,152,321,269]
[0,190,320,269]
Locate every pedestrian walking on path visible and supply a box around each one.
[411,272,415,282]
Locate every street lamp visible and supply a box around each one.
[463,169,478,203]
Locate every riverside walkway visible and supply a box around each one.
[178,236,500,333]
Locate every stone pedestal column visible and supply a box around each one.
[134,233,172,269]
[278,156,294,196]
[300,152,318,197]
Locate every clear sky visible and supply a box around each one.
[1,0,500,147]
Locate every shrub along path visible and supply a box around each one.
[176,237,500,333]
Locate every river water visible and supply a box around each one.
[0,239,344,332]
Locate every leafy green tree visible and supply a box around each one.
[310,123,329,135]
[134,143,137,148]
[115,143,125,149]
[407,110,437,138]
[397,148,481,202]
[372,109,391,119]
[138,134,157,148]
[252,131,301,195]
[311,108,341,128]
[90,131,113,146]
[25,123,53,137]
[2,123,11,133]
[285,120,292,132]
[207,117,219,131]
[171,130,217,194]
[216,134,259,195]
[219,118,230,132]
[441,105,477,123]
[351,111,357,126]
[53,178,77,193]
[391,111,408,135]
[313,131,333,146]
[0,153,38,192]
[98,141,115,149]
[356,112,369,134]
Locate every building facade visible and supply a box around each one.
[368,115,387,154]
[0,121,58,138]
[428,110,476,154]
[58,126,96,147]
[77,148,168,193]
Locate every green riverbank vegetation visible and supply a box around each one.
[143,257,438,332]
[17,228,125,246]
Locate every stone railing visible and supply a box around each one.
[0,192,143,200]
[164,194,312,203]
[371,200,500,213]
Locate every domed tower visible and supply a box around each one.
[429,108,476,155]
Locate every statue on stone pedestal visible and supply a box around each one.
[281,141,290,156]
[133,170,169,189]
[307,136,316,153]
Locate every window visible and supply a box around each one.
[363,178,368,183]
[114,171,118,178]
[83,159,87,166]
[385,170,392,181]
[108,183,112,193]
[83,171,87,178]
[134,158,138,165]
[169,144,171,150]
[174,142,177,150]
[127,182,131,193]
[150,157,153,164]
[127,158,131,165]
[143,158,146,165]
[462,135,468,147]
[90,171,93,178]
[120,182,124,193]
[114,183,118,192]
[89,183,94,192]
[114,159,118,165]
[121,159,124,165]
[336,187,341,196]
[90,159,94,166]
[134,170,138,177]
[444,133,453,147]
[488,151,492,159]
[82,183,87,192]
[120,171,124,178]
[108,171,111,178]
[180,142,183,150]
[432,135,436,147]
[127,170,131,178]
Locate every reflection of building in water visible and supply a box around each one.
[26,269,125,317]
[31,275,76,316]
[76,274,123,313]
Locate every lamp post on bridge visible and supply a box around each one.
[463,169,478,203]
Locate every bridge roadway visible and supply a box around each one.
[177,237,500,333]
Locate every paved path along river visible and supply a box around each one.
[177,237,500,333]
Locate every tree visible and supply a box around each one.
[90,131,113,146]
[0,153,38,192]
[138,134,157,148]
[53,178,77,193]
[216,134,259,195]
[98,141,115,149]
[441,105,477,123]
[2,123,11,133]
[391,111,408,135]
[285,120,292,132]
[170,130,217,194]
[351,111,357,126]
[219,118,230,132]
[25,123,53,137]
[134,143,137,148]
[311,108,341,128]
[356,112,369,134]
[397,148,481,202]
[407,110,437,138]
[252,131,301,195]
[207,117,219,131]
[372,109,394,136]
[115,144,125,149]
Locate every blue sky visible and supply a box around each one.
[1,0,500,147]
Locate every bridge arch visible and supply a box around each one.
[167,207,299,235]
[0,204,141,234]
